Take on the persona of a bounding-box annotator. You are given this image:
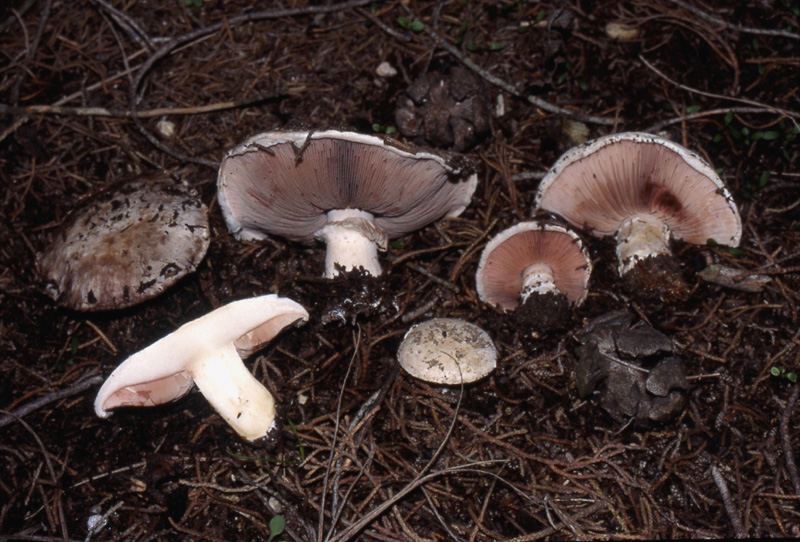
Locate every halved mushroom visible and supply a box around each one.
[94,294,309,441]
[217,130,477,278]
[397,318,497,385]
[38,172,210,311]
[534,132,742,299]
[475,221,591,331]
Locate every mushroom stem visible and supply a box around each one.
[615,214,671,275]
[190,347,276,440]
[520,263,558,303]
[317,209,388,278]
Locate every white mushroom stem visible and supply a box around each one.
[317,208,388,278]
[94,295,309,441]
[520,263,558,303]
[615,214,671,275]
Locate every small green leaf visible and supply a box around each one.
[759,130,780,141]
[685,105,701,113]
[788,372,798,383]
[385,126,396,135]
[269,515,286,541]
[410,20,424,32]
[487,42,505,51]
[713,133,723,143]
[578,79,587,91]
[466,43,480,52]
[535,10,546,23]
[390,240,405,249]
[724,110,733,126]
[752,37,760,52]
[772,366,783,377]
[759,171,770,188]
[725,247,744,256]
[397,16,411,29]
[372,123,383,132]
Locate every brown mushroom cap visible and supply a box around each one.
[476,222,591,311]
[38,172,210,311]
[534,132,742,247]
[217,130,477,244]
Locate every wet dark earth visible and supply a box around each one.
[1,1,799,540]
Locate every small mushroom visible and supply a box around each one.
[94,294,309,441]
[217,130,477,278]
[397,318,497,385]
[574,311,689,426]
[535,132,742,300]
[475,221,591,332]
[38,172,210,311]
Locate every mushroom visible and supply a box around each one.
[534,132,742,299]
[94,294,309,441]
[475,221,591,331]
[397,318,497,385]
[38,172,210,311]
[217,130,477,278]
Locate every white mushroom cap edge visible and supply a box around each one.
[94,294,309,441]
[217,129,477,278]
[534,132,742,275]
[475,222,592,311]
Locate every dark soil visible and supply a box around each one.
[1,1,799,540]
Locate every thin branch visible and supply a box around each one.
[414,20,617,126]
[0,375,103,430]
[668,0,800,40]
[711,465,746,538]
[780,385,800,495]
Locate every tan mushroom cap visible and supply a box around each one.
[38,172,210,311]
[534,132,742,247]
[476,222,592,311]
[218,130,476,243]
[397,318,497,385]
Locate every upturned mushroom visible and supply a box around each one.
[217,130,477,278]
[94,295,309,441]
[397,318,497,385]
[38,172,210,311]
[534,132,742,299]
[475,221,591,331]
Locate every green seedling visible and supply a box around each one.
[771,366,798,383]
[706,238,744,257]
[397,16,424,33]
[371,123,396,135]
[269,515,286,541]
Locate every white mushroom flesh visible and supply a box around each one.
[615,213,671,275]
[316,208,387,278]
[519,262,558,303]
[94,295,309,441]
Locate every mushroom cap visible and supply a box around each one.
[476,222,592,311]
[38,172,210,311]
[217,129,477,244]
[397,318,497,385]
[534,132,742,247]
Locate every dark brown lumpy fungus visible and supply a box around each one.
[574,311,689,427]
[395,65,491,151]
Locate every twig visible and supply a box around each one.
[407,262,460,293]
[128,0,374,168]
[668,0,800,40]
[327,382,467,542]
[0,409,70,542]
[639,55,800,130]
[711,465,746,538]
[0,375,103,430]
[780,385,800,495]
[414,19,617,126]
[0,93,286,119]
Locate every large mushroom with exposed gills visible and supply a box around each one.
[94,294,309,442]
[534,132,742,299]
[217,129,477,278]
